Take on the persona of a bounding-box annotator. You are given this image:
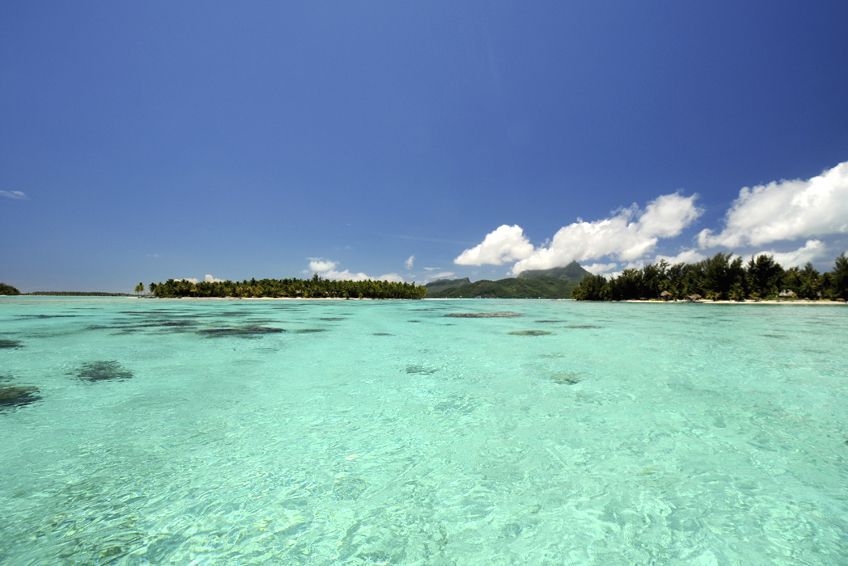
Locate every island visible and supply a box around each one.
[148,276,427,299]
[425,262,590,298]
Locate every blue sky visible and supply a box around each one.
[1,1,847,291]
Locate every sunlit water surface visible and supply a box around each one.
[1,297,846,564]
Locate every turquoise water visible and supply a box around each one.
[1,296,846,564]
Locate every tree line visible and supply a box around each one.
[572,253,848,301]
[0,283,20,295]
[149,276,427,299]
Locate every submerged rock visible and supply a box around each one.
[0,339,23,349]
[550,372,582,385]
[198,326,286,338]
[445,312,522,319]
[0,385,41,409]
[509,330,553,336]
[75,361,134,382]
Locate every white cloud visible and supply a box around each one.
[379,273,405,283]
[655,248,707,265]
[425,271,457,281]
[698,161,848,248]
[204,273,224,283]
[454,225,534,266]
[583,263,618,275]
[308,259,405,282]
[0,190,27,200]
[754,239,827,268]
[174,277,199,284]
[405,255,415,270]
[508,193,701,274]
[308,258,337,272]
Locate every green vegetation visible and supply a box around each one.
[150,276,427,299]
[573,253,848,301]
[0,283,20,295]
[134,282,145,296]
[426,262,590,298]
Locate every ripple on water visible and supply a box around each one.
[197,326,286,338]
[445,312,522,318]
[0,339,23,349]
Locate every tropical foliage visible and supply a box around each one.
[150,276,427,299]
[0,283,20,295]
[573,253,848,301]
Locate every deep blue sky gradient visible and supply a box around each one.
[2,1,847,290]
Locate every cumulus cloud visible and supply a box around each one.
[454,225,534,266]
[0,190,27,200]
[405,255,415,270]
[698,161,848,248]
[505,193,701,274]
[204,273,224,283]
[308,259,405,282]
[655,248,707,265]
[174,277,199,284]
[753,239,827,268]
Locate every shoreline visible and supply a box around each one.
[622,299,846,305]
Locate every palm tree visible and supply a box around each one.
[134,282,144,297]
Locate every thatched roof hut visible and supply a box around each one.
[778,289,797,300]
[660,290,673,301]
[686,294,702,302]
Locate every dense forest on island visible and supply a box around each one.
[572,253,848,301]
[150,276,427,299]
[0,283,20,295]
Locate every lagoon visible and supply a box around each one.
[1,296,846,563]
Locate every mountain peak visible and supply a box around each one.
[516,261,591,281]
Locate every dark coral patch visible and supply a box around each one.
[75,361,134,382]
[550,372,582,385]
[0,385,41,409]
[405,365,438,375]
[198,325,286,338]
[445,312,522,319]
[293,328,328,334]
[372,332,393,336]
[0,339,23,349]
[16,314,78,320]
[565,324,601,329]
[509,330,553,336]
[319,317,346,321]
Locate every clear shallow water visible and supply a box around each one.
[1,296,846,564]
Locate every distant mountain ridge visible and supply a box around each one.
[425,262,590,298]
